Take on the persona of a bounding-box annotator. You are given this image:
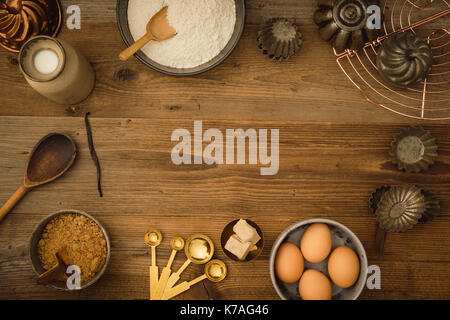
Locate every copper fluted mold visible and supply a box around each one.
[375,185,425,232]
[0,0,63,53]
[314,0,381,52]
[257,18,303,61]
[333,0,449,120]
[390,126,438,173]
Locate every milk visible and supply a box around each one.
[33,49,59,75]
[19,36,95,105]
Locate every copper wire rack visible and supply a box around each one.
[335,0,449,120]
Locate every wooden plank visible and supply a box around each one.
[0,2,444,123]
[0,116,449,299]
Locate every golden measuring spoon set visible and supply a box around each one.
[144,229,227,300]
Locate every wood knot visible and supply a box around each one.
[65,105,80,115]
[9,56,18,66]
[167,105,182,111]
[115,68,138,82]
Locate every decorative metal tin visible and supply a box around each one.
[314,0,380,53]
[375,185,425,232]
[0,0,62,53]
[333,0,449,121]
[420,190,440,224]
[257,18,302,61]
[390,126,438,173]
[377,32,433,88]
[369,185,390,214]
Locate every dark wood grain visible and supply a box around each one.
[0,0,449,300]
[0,117,449,299]
[0,1,445,123]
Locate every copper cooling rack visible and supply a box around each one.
[335,0,449,120]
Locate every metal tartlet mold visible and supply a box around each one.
[0,0,63,53]
[369,185,391,214]
[420,190,440,224]
[375,185,425,233]
[376,32,433,88]
[313,0,381,53]
[257,18,303,61]
[390,126,438,173]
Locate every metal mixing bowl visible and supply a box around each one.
[29,209,111,291]
[270,218,368,300]
[116,0,246,76]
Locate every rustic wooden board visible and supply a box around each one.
[0,0,449,300]
[0,117,449,299]
[0,0,446,123]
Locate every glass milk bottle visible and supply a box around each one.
[19,35,95,105]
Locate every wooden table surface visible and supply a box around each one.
[0,0,449,300]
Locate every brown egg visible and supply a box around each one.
[299,269,332,300]
[300,223,332,263]
[328,246,360,288]
[275,242,304,284]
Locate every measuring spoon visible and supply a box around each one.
[163,234,214,294]
[162,260,227,300]
[145,228,162,300]
[153,237,184,300]
[0,133,76,223]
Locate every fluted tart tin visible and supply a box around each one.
[420,190,440,224]
[314,0,380,53]
[390,126,438,173]
[377,32,433,88]
[375,185,425,233]
[257,18,302,61]
[0,0,63,53]
[369,185,390,214]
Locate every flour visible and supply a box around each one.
[127,0,236,69]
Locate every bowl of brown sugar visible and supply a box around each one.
[29,209,110,290]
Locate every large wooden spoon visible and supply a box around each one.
[0,133,77,223]
[119,6,176,61]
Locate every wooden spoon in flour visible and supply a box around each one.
[119,6,176,61]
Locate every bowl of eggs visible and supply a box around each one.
[270,218,368,300]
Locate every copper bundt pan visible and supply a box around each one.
[0,0,63,53]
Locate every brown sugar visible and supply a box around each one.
[37,213,107,282]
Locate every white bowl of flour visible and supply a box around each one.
[117,0,246,76]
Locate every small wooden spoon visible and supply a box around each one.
[0,133,77,223]
[37,248,69,285]
[119,6,176,61]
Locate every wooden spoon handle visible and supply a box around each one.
[0,185,29,222]
[37,263,66,285]
[119,33,154,61]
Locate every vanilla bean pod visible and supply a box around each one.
[84,112,103,197]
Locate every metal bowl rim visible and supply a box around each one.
[116,0,246,76]
[29,209,111,291]
[269,218,368,300]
